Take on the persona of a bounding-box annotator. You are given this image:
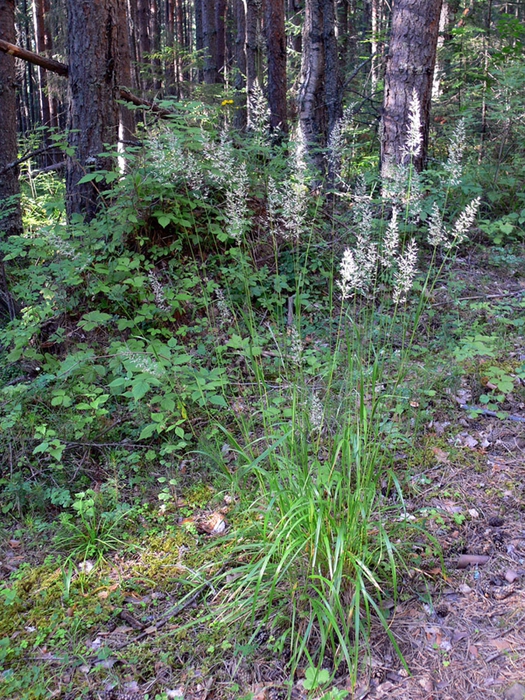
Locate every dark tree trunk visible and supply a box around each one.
[0,0,22,318]
[215,0,227,82]
[117,0,136,147]
[127,0,143,89]
[298,0,341,171]
[33,0,52,129]
[66,0,123,221]
[0,0,23,239]
[150,0,162,91]
[380,0,443,174]
[233,0,247,129]
[265,0,288,132]
[136,0,152,89]
[43,0,60,129]
[194,0,204,82]
[164,0,176,94]
[202,0,218,83]
[178,0,189,82]
[246,0,262,110]
[20,0,38,134]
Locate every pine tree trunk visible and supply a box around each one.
[66,0,123,220]
[136,0,152,90]
[42,0,61,129]
[215,0,227,82]
[194,0,204,82]
[127,0,143,90]
[0,0,22,318]
[298,0,341,171]
[33,0,52,129]
[117,0,136,149]
[165,0,176,94]
[380,0,443,174]
[246,0,262,112]
[265,0,288,132]
[178,0,189,82]
[202,0,218,83]
[233,0,247,129]
[0,0,22,239]
[150,0,162,91]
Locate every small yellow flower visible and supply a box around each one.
[221,99,234,107]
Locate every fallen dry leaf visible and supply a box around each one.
[431,446,449,463]
[418,676,434,692]
[460,433,479,449]
[489,637,512,652]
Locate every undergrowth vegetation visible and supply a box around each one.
[0,96,524,699]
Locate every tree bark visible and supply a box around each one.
[116,0,136,160]
[150,0,162,91]
[0,40,174,117]
[202,0,219,83]
[298,0,341,171]
[65,0,123,221]
[265,0,288,132]
[233,0,247,129]
[215,0,227,82]
[194,0,204,82]
[33,0,52,130]
[246,0,262,112]
[0,0,22,319]
[165,0,176,93]
[127,0,143,89]
[0,0,23,240]
[380,0,443,174]
[136,0,152,90]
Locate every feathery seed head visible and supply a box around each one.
[309,392,324,431]
[393,238,418,304]
[427,202,446,246]
[148,270,171,312]
[449,197,480,246]
[403,89,422,160]
[381,207,400,268]
[445,118,466,187]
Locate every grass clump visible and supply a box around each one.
[0,97,498,697]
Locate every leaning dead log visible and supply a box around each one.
[0,39,174,117]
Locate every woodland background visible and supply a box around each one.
[0,0,524,699]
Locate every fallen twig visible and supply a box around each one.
[460,404,525,423]
[111,563,229,653]
[432,289,525,306]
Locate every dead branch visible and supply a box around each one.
[0,39,174,118]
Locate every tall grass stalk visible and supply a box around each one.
[120,110,476,686]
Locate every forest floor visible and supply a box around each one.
[0,245,524,700]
